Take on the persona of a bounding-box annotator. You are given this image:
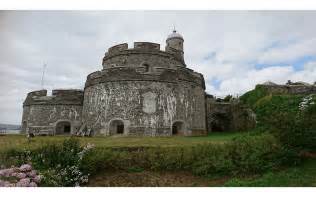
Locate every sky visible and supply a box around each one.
[1,11,316,124]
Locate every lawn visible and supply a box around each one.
[0,132,245,151]
[224,158,316,187]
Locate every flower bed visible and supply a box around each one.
[0,164,41,187]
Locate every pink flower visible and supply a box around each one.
[0,180,4,187]
[0,168,15,177]
[16,178,30,187]
[19,164,32,172]
[3,181,14,187]
[16,172,27,179]
[29,182,37,187]
[0,169,5,176]
[27,170,37,178]
[33,175,42,183]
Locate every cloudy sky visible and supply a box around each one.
[1,11,316,124]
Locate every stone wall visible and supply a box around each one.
[206,96,256,132]
[82,79,206,136]
[257,84,316,95]
[22,89,83,135]
[102,42,185,70]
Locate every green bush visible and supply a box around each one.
[241,86,316,155]
[79,134,283,178]
[240,85,268,107]
[3,134,285,183]
[4,138,92,186]
[190,134,283,176]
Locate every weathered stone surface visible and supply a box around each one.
[21,90,83,135]
[82,80,206,136]
[205,95,256,132]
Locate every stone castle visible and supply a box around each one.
[21,30,256,136]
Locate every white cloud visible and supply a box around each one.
[258,38,316,64]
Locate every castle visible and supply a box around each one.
[21,30,256,136]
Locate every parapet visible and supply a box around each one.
[108,43,128,53]
[133,42,160,51]
[52,89,83,97]
[23,89,84,106]
[27,90,47,97]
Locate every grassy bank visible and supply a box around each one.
[0,132,245,151]
[224,158,316,187]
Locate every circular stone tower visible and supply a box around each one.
[82,31,206,136]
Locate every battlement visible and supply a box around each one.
[108,43,128,53]
[102,42,186,69]
[107,42,161,54]
[134,42,160,50]
[23,89,84,106]
[27,90,47,97]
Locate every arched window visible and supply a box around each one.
[143,64,150,72]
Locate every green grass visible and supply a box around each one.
[224,158,316,187]
[0,132,245,152]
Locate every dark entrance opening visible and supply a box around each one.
[55,121,71,135]
[64,125,71,133]
[210,113,231,132]
[172,124,178,135]
[117,124,124,134]
[211,124,224,132]
[172,121,185,135]
[109,120,125,135]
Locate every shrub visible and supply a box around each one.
[5,138,94,187]
[79,134,283,178]
[259,95,316,153]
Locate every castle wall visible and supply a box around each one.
[102,42,185,70]
[82,81,206,136]
[22,90,83,135]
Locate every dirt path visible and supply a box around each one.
[87,170,228,187]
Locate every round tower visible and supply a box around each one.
[165,30,184,60]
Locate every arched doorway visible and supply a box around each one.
[55,121,71,135]
[210,113,231,132]
[109,119,125,135]
[172,121,185,135]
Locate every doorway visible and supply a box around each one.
[172,121,185,135]
[109,119,125,135]
[55,121,71,135]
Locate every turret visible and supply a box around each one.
[165,30,184,60]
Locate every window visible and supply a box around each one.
[143,64,150,72]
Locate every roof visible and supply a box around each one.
[167,30,183,40]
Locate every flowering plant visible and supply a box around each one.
[0,164,41,187]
